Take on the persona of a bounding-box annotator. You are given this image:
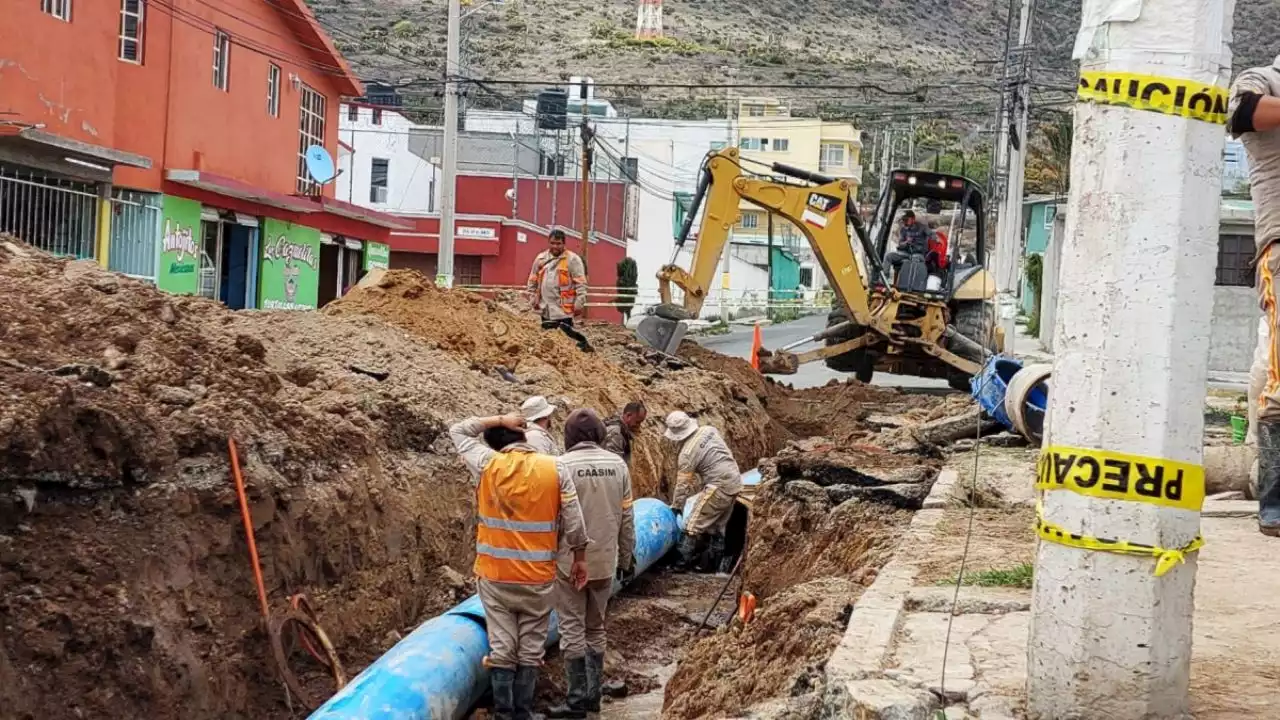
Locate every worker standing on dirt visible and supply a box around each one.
[547,408,636,719]
[1228,56,1280,537]
[527,229,593,353]
[521,395,562,456]
[663,411,742,572]
[450,414,591,720]
[602,400,647,467]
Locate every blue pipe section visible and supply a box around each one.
[309,497,680,720]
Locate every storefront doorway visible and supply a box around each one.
[198,209,259,309]
[318,235,365,307]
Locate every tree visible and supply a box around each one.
[615,257,638,320]
[1026,112,1074,195]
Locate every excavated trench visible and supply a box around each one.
[0,241,954,720]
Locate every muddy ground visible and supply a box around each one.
[0,241,957,719]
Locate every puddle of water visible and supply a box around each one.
[599,662,677,719]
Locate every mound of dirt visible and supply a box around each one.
[327,270,788,497]
[0,245,788,720]
[742,442,934,600]
[661,577,857,720]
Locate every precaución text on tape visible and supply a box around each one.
[1035,504,1204,577]
[1036,445,1206,512]
[1077,70,1228,125]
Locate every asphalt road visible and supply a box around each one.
[696,314,953,391]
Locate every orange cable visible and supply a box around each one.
[229,438,270,621]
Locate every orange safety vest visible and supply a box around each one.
[530,253,579,315]
[474,450,561,585]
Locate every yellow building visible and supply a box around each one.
[731,97,862,248]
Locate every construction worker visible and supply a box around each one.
[663,411,742,572]
[885,210,935,272]
[521,395,561,456]
[547,409,635,719]
[450,414,590,720]
[527,229,593,353]
[1228,56,1280,536]
[601,400,647,467]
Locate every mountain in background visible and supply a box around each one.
[307,0,1280,119]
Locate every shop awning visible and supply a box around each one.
[166,169,319,214]
[318,197,413,230]
[18,128,152,170]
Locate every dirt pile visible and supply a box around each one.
[327,270,788,497]
[661,578,857,720]
[0,245,797,719]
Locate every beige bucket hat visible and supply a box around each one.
[663,411,698,442]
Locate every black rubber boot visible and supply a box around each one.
[674,533,704,572]
[585,651,605,712]
[514,665,545,720]
[546,656,588,718]
[491,667,516,720]
[1257,420,1280,536]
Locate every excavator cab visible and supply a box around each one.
[825,169,1000,389]
[635,149,999,391]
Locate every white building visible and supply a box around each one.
[336,103,439,216]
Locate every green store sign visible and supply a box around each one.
[158,196,202,295]
[364,241,390,271]
[259,219,320,310]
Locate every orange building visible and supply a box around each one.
[0,0,404,308]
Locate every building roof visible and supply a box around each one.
[273,0,363,98]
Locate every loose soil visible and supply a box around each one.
[0,241,957,719]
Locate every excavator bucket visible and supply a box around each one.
[636,315,687,355]
[756,348,800,375]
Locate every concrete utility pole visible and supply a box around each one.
[1026,0,1232,716]
[991,0,1033,352]
[578,121,594,317]
[437,0,462,288]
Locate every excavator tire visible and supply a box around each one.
[823,307,874,383]
[947,300,997,392]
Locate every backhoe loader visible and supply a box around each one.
[635,147,1002,391]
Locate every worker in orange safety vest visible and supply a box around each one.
[527,229,593,352]
[451,413,591,720]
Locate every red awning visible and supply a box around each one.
[165,170,318,214]
[318,196,413,230]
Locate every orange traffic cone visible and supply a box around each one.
[750,324,763,371]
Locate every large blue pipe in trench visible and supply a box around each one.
[309,497,680,720]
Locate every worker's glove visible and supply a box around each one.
[669,503,683,517]
[616,564,635,584]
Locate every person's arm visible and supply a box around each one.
[526,253,544,307]
[671,440,702,511]
[617,468,636,574]
[1229,69,1280,135]
[601,423,625,456]
[556,463,591,588]
[570,254,589,315]
[449,414,525,483]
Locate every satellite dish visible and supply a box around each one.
[304,145,336,184]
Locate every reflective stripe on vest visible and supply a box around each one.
[531,253,577,314]
[474,450,561,585]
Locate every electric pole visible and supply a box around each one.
[1026,0,1232,717]
[578,120,594,318]
[992,0,1033,352]
[437,0,461,288]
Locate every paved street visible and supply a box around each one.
[696,314,953,391]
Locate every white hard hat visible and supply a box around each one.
[663,411,698,442]
[521,396,556,422]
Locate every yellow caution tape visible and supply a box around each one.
[1077,70,1229,125]
[1036,445,1205,512]
[1035,504,1204,577]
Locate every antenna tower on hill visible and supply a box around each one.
[635,0,663,39]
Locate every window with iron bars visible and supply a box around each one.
[296,84,327,195]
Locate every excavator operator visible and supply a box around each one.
[885,210,935,273]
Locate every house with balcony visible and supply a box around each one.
[732,98,864,294]
[2,0,406,309]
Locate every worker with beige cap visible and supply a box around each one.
[664,411,742,572]
[521,395,561,456]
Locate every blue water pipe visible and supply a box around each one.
[309,497,681,720]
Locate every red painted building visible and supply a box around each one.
[1,0,404,307]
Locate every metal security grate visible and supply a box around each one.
[0,166,99,259]
[108,190,161,282]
